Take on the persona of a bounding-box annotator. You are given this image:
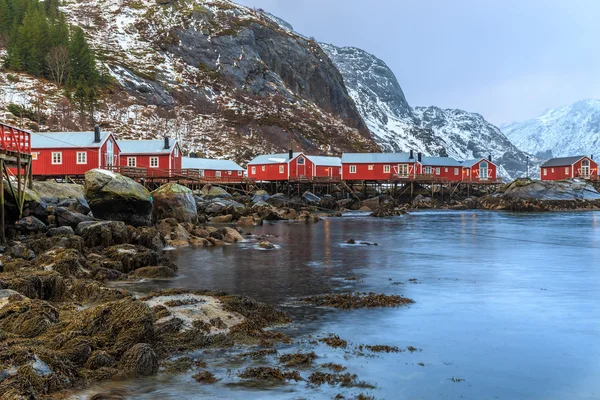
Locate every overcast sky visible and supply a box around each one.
[235,0,600,125]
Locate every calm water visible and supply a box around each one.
[79,211,600,400]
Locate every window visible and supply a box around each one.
[384,165,391,173]
[238,171,243,176]
[228,171,232,175]
[150,157,159,168]
[216,171,221,178]
[398,164,408,176]
[543,169,547,176]
[279,165,284,173]
[454,168,459,175]
[251,166,256,174]
[565,167,569,174]
[262,166,266,172]
[127,157,136,167]
[424,166,432,174]
[479,161,489,179]
[297,156,305,165]
[51,152,62,165]
[174,147,178,157]
[466,169,470,176]
[368,164,374,171]
[31,153,38,160]
[199,170,204,177]
[445,168,448,173]
[76,152,87,164]
[551,168,554,173]
[349,165,357,173]
[435,168,440,175]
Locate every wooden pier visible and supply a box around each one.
[0,123,33,244]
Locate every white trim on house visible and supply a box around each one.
[51,152,62,165]
[76,151,87,165]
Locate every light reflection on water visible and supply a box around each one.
[80,211,600,400]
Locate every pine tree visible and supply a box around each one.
[68,26,97,86]
[0,0,11,34]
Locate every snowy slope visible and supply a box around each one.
[320,43,535,179]
[502,99,600,158]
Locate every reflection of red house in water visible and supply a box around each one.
[247,151,341,181]
[29,127,120,176]
[540,156,598,181]
[460,158,498,182]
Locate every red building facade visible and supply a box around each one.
[247,152,342,181]
[341,152,422,181]
[461,158,498,182]
[30,129,120,176]
[117,138,181,177]
[540,156,598,181]
[421,156,464,182]
[181,156,245,180]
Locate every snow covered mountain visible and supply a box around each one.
[502,100,600,158]
[320,43,534,179]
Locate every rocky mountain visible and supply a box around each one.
[320,43,534,178]
[0,0,378,163]
[502,99,600,158]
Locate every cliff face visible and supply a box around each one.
[0,0,378,163]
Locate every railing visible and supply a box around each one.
[201,175,246,183]
[0,123,31,154]
[289,176,341,183]
[105,166,148,178]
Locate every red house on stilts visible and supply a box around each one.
[341,151,422,181]
[247,151,342,181]
[117,137,182,178]
[540,156,598,181]
[29,127,120,177]
[181,156,245,182]
[421,156,464,182]
[460,157,498,182]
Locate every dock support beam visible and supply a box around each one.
[0,160,4,245]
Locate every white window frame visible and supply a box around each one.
[238,171,243,176]
[199,170,204,177]
[216,171,221,178]
[368,164,374,171]
[435,167,440,175]
[398,164,408,176]
[543,168,547,176]
[454,168,459,175]
[228,170,232,175]
[31,153,38,160]
[551,168,555,173]
[565,167,569,175]
[76,151,87,164]
[251,166,256,174]
[349,165,357,173]
[279,165,284,174]
[150,157,159,168]
[297,156,305,165]
[262,166,266,172]
[51,152,62,165]
[445,167,448,173]
[384,165,390,173]
[127,157,137,167]
[174,147,178,157]
[424,166,432,175]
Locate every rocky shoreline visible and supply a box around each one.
[1,172,599,398]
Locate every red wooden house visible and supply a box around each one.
[341,151,422,181]
[247,151,342,181]
[540,156,598,181]
[182,156,245,181]
[117,137,182,177]
[460,157,498,182]
[421,156,464,182]
[29,127,120,176]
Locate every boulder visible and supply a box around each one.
[302,191,321,204]
[501,178,600,201]
[128,226,165,253]
[84,169,153,227]
[361,197,380,210]
[252,190,270,204]
[319,195,337,210]
[121,343,159,377]
[3,180,48,224]
[258,241,275,249]
[36,248,88,278]
[76,221,129,248]
[8,241,35,260]
[33,181,90,214]
[151,183,197,223]
[237,216,259,226]
[46,226,75,237]
[266,193,289,207]
[103,244,160,273]
[219,227,244,243]
[211,214,233,224]
[55,206,95,229]
[131,266,177,279]
[15,216,47,234]
[412,194,433,207]
[200,185,232,200]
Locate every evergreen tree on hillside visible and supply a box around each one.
[68,26,97,86]
[0,0,11,34]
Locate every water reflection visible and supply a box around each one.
[95,211,600,400]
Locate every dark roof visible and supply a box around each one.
[540,156,587,168]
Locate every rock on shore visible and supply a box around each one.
[84,169,153,227]
[152,183,197,223]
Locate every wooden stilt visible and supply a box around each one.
[0,160,4,245]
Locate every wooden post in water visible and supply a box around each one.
[0,159,4,245]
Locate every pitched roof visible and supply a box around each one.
[31,131,112,149]
[305,155,341,167]
[341,152,416,163]
[540,156,586,168]
[117,139,177,155]
[248,153,301,165]
[421,156,462,167]
[182,157,244,171]
[460,158,494,167]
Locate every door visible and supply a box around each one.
[398,164,408,177]
[297,156,306,178]
[581,159,590,178]
[106,140,114,167]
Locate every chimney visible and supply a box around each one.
[94,126,101,143]
[164,136,170,150]
[409,150,414,159]
[488,154,492,162]
[289,149,293,160]
[591,155,594,160]
[417,152,422,163]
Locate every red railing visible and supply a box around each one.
[0,123,31,154]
